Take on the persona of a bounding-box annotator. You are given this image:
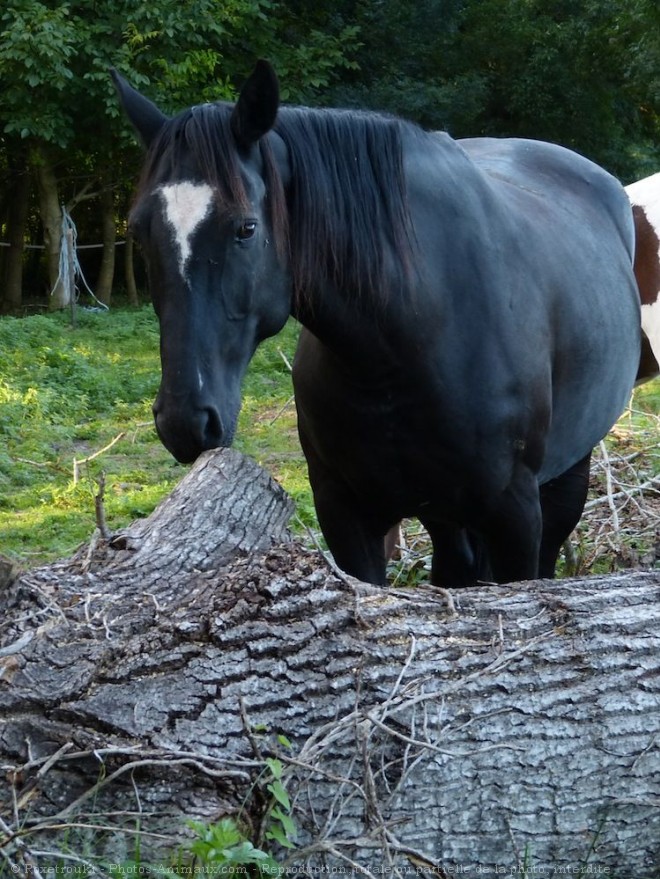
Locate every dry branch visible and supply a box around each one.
[72,432,125,483]
[0,448,659,876]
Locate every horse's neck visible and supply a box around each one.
[293,282,413,374]
[289,131,484,365]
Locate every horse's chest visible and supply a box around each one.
[293,361,478,516]
[297,371,404,459]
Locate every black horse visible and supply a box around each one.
[112,61,640,587]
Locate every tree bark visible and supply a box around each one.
[0,449,659,876]
[1,148,30,314]
[95,182,116,306]
[124,229,139,305]
[32,147,66,309]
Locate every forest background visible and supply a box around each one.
[1,0,660,311]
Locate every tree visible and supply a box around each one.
[453,0,660,178]
[325,0,660,180]
[1,449,659,875]
[2,0,659,308]
[0,141,30,313]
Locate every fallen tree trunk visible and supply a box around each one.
[1,449,659,876]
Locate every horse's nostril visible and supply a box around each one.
[152,401,226,463]
[202,406,224,448]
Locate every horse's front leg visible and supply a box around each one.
[480,464,543,584]
[301,449,390,585]
[419,519,491,588]
[311,481,389,585]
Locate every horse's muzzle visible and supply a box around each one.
[152,399,226,464]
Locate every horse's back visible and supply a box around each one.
[626,171,660,212]
[459,136,635,256]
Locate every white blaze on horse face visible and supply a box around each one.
[159,182,214,279]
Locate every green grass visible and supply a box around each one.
[0,306,658,575]
[0,306,307,565]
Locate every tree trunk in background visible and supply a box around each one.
[2,153,30,313]
[0,449,659,876]
[124,228,139,305]
[95,182,116,305]
[33,147,66,309]
[0,169,10,308]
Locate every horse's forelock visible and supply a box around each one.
[134,104,290,258]
[135,106,246,213]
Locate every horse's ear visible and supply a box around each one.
[230,60,279,150]
[110,68,168,149]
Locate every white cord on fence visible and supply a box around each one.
[50,207,109,310]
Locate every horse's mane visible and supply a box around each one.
[137,101,417,303]
[275,106,415,303]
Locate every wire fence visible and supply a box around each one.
[0,240,127,249]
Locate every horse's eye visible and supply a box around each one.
[236,221,257,241]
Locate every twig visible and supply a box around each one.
[14,458,57,469]
[364,710,523,759]
[21,757,251,828]
[81,530,102,574]
[0,631,33,658]
[27,850,102,877]
[598,440,620,532]
[584,475,660,508]
[381,635,417,717]
[94,473,111,540]
[0,814,45,879]
[277,347,293,371]
[238,696,265,761]
[384,830,449,877]
[16,577,68,626]
[35,743,74,779]
[73,432,125,483]
[269,393,295,425]
[292,841,379,877]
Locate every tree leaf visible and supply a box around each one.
[267,779,290,811]
[265,757,282,780]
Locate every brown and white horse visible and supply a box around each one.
[626,173,660,382]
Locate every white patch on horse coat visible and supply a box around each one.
[641,300,660,365]
[159,182,214,278]
[626,172,660,227]
[626,174,660,368]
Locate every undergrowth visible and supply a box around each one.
[0,306,308,564]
